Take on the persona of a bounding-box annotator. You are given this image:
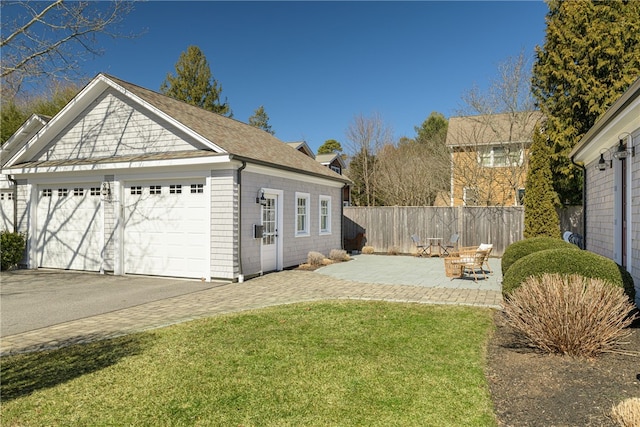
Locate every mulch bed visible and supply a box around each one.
[486,312,640,426]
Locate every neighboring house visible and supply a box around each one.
[1,73,350,281]
[286,141,315,158]
[315,153,346,175]
[316,153,350,205]
[445,111,543,206]
[1,114,51,231]
[569,77,640,304]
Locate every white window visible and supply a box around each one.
[169,184,182,194]
[42,189,52,197]
[150,185,162,195]
[90,187,100,196]
[190,184,203,193]
[295,192,310,236]
[330,165,341,174]
[131,186,142,195]
[479,145,522,167]
[319,196,331,235]
[58,188,68,197]
[73,188,84,196]
[463,187,479,206]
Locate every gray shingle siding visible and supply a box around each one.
[241,171,343,275]
[33,89,207,162]
[211,169,237,279]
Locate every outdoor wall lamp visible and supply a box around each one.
[101,181,111,197]
[101,181,112,201]
[597,150,612,171]
[256,189,267,205]
[612,133,635,160]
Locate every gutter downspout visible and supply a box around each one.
[236,159,247,282]
[8,175,18,233]
[570,156,586,249]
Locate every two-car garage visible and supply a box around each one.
[34,179,209,279]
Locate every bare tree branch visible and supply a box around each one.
[1,0,138,98]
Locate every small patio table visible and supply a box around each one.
[424,237,443,257]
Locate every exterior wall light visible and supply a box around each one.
[101,181,111,198]
[612,133,635,160]
[256,189,267,205]
[597,152,611,171]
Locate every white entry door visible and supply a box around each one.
[36,184,102,271]
[123,180,209,279]
[261,194,278,272]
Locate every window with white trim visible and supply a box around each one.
[130,186,142,195]
[42,189,52,197]
[169,184,182,194]
[190,184,203,193]
[478,145,522,167]
[463,187,479,206]
[295,192,310,236]
[73,188,84,196]
[150,185,162,195]
[58,188,68,197]
[90,187,100,196]
[319,196,331,234]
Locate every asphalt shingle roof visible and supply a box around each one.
[106,75,348,183]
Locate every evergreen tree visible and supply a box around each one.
[160,45,231,116]
[317,139,343,155]
[415,111,448,146]
[523,125,560,239]
[532,0,640,205]
[248,105,274,134]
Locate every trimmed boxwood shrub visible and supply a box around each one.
[502,237,579,275]
[1,231,26,271]
[502,248,635,301]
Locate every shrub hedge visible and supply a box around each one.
[1,231,26,271]
[501,236,579,275]
[502,248,635,301]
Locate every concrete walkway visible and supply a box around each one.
[1,255,503,357]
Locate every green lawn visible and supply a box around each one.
[1,302,497,426]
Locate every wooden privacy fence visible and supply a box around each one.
[343,206,583,257]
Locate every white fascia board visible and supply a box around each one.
[1,114,48,162]
[5,77,108,167]
[104,75,226,154]
[4,154,233,176]
[243,162,346,188]
[571,96,640,164]
[5,74,227,168]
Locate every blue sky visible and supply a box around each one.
[79,1,547,153]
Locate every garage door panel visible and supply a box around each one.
[124,180,208,279]
[36,185,102,271]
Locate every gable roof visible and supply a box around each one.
[446,111,544,147]
[5,73,348,184]
[286,141,315,158]
[316,153,346,169]
[1,114,50,167]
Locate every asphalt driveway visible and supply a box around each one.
[0,269,223,336]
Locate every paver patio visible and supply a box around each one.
[0,255,502,356]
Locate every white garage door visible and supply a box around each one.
[124,180,208,279]
[36,185,103,271]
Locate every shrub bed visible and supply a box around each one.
[503,273,637,357]
[1,231,26,271]
[502,248,635,301]
[502,236,579,275]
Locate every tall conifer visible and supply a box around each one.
[523,125,560,238]
[160,45,231,116]
[532,0,640,204]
